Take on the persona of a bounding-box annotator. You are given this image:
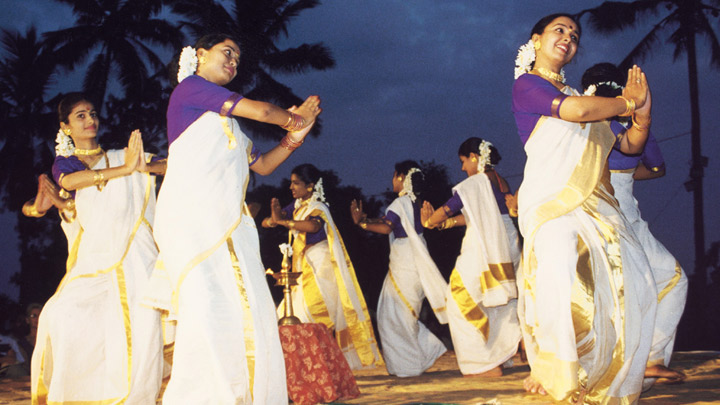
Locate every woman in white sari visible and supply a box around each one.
[31,92,166,404]
[349,160,448,377]
[421,138,522,377]
[262,164,384,370]
[582,63,688,385]
[512,13,657,403]
[152,34,321,404]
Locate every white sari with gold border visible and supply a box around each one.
[446,173,522,375]
[377,195,447,376]
[152,112,287,404]
[280,198,384,370]
[610,170,687,376]
[517,91,658,403]
[31,150,163,405]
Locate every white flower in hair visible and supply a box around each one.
[279,243,293,257]
[177,46,198,84]
[55,129,75,157]
[311,177,328,205]
[583,84,597,96]
[477,140,493,171]
[399,167,422,202]
[514,40,536,80]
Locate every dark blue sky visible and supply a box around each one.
[1,0,719,299]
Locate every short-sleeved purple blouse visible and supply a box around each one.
[382,202,423,238]
[282,203,327,245]
[512,73,568,145]
[608,121,665,171]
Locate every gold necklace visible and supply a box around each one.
[536,67,565,83]
[74,145,103,156]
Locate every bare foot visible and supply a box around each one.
[464,365,502,378]
[523,375,547,395]
[645,364,686,383]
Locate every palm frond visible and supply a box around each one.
[264,43,335,73]
[696,14,720,68]
[577,0,667,33]
[619,12,677,68]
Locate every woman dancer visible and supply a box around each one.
[349,160,448,377]
[421,138,522,377]
[512,13,657,403]
[152,34,321,403]
[262,164,384,370]
[31,92,165,404]
[582,63,687,384]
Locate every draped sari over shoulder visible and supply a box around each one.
[280,198,384,370]
[513,74,657,404]
[444,173,522,375]
[32,150,162,405]
[376,195,447,376]
[151,75,287,404]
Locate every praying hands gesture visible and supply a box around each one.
[350,199,367,225]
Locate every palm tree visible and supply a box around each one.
[578,0,720,280]
[43,0,183,113]
[0,27,69,304]
[166,0,335,140]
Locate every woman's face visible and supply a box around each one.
[61,101,98,143]
[392,171,404,194]
[290,173,313,201]
[196,39,240,86]
[532,16,580,68]
[460,154,479,177]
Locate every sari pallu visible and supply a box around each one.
[377,196,447,377]
[517,111,657,404]
[32,150,162,405]
[283,199,383,370]
[446,173,521,375]
[610,170,687,378]
[153,112,286,404]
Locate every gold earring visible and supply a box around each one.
[534,41,541,51]
[198,56,207,64]
[470,157,478,162]
[306,187,313,192]
[63,128,71,136]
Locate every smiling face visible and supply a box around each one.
[459,154,479,177]
[196,39,241,86]
[290,173,313,201]
[532,16,580,70]
[60,100,99,144]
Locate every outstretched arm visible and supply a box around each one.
[350,199,392,234]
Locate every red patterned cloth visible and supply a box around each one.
[279,323,360,405]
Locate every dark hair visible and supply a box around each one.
[291,163,322,186]
[25,303,42,317]
[581,62,625,97]
[458,137,501,167]
[530,13,581,41]
[394,160,424,199]
[57,92,93,124]
[168,33,239,87]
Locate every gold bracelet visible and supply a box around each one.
[280,113,305,132]
[22,201,46,218]
[616,96,635,117]
[93,170,106,191]
[422,219,433,229]
[280,134,304,151]
[65,198,76,212]
[631,115,650,131]
[359,221,368,230]
[286,220,295,229]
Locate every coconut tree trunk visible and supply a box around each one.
[685,10,706,282]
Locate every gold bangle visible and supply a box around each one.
[280,134,304,151]
[631,115,650,131]
[22,201,46,218]
[616,96,635,117]
[65,198,76,212]
[93,170,106,191]
[359,221,368,230]
[286,220,295,229]
[422,219,433,229]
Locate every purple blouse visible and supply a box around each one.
[167,75,244,146]
[608,121,665,171]
[283,203,327,245]
[382,202,423,238]
[512,74,568,144]
[442,178,511,216]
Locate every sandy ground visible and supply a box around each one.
[1,351,718,404]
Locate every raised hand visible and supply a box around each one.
[286,105,317,144]
[350,199,366,224]
[421,201,435,228]
[292,95,322,129]
[39,174,71,211]
[136,132,148,172]
[270,198,283,224]
[622,65,649,110]
[123,130,142,173]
